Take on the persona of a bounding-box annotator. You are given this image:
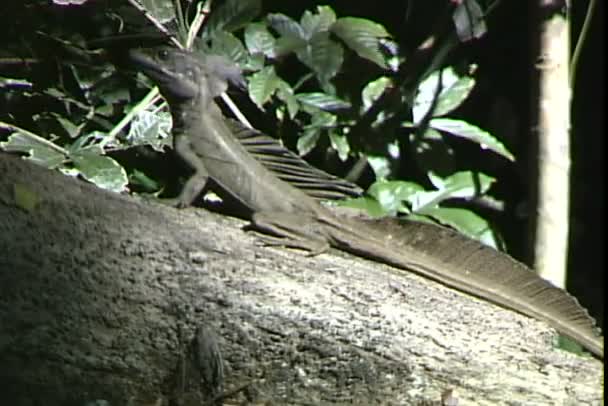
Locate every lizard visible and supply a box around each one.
[128,46,604,358]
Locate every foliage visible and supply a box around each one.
[0,0,509,248]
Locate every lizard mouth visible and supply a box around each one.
[129,48,199,101]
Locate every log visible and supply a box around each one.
[0,153,603,405]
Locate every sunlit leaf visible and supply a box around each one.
[361,76,391,112]
[430,118,515,161]
[413,67,475,122]
[328,131,349,161]
[295,92,350,111]
[417,206,498,248]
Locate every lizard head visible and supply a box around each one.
[129,47,244,106]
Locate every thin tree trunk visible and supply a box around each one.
[531,0,571,287]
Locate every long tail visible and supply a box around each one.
[327,217,603,358]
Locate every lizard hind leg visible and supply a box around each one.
[249,212,330,256]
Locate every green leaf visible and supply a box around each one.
[247,66,281,108]
[361,76,391,112]
[274,34,307,56]
[331,17,389,68]
[368,180,425,214]
[0,131,66,168]
[430,118,515,161]
[328,131,350,161]
[296,32,344,84]
[406,171,495,212]
[413,67,475,122]
[366,155,392,180]
[127,110,172,152]
[50,113,85,139]
[428,171,495,196]
[295,92,350,111]
[276,80,299,119]
[300,6,336,38]
[202,0,261,39]
[70,152,128,193]
[244,22,276,58]
[417,206,498,248]
[129,169,161,192]
[210,31,248,65]
[297,127,321,156]
[138,0,176,25]
[267,13,304,39]
[334,195,388,217]
[453,0,487,42]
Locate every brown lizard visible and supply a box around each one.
[129,47,603,358]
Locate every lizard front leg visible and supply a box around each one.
[250,212,331,255]
[171,133,211,208]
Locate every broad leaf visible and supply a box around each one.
[202,0,261,39]
[0,131,66,168]
[210,31,248,65]
[296,32,343,84]
[430,118,515,161]
[70,151,128,193]
[300,6,336,38]
[418,206,498,248]
[331,17,389,68]
[295,92,350,111]
[248,66,281,108]
[244,22,276,58]
[368,180,424,214]
[413,67,475,122]
[267,13,305,39]
[328,131,350,161]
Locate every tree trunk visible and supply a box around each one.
[0,153,602,405]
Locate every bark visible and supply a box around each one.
[0,153,603,406]
[531,0,571,288]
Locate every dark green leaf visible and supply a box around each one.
[453,0,487,42]
[267,13,304,39]
[296,32,343,83]
[210,31,248,65]
[331,17,389,68]
[202,0,261,39]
